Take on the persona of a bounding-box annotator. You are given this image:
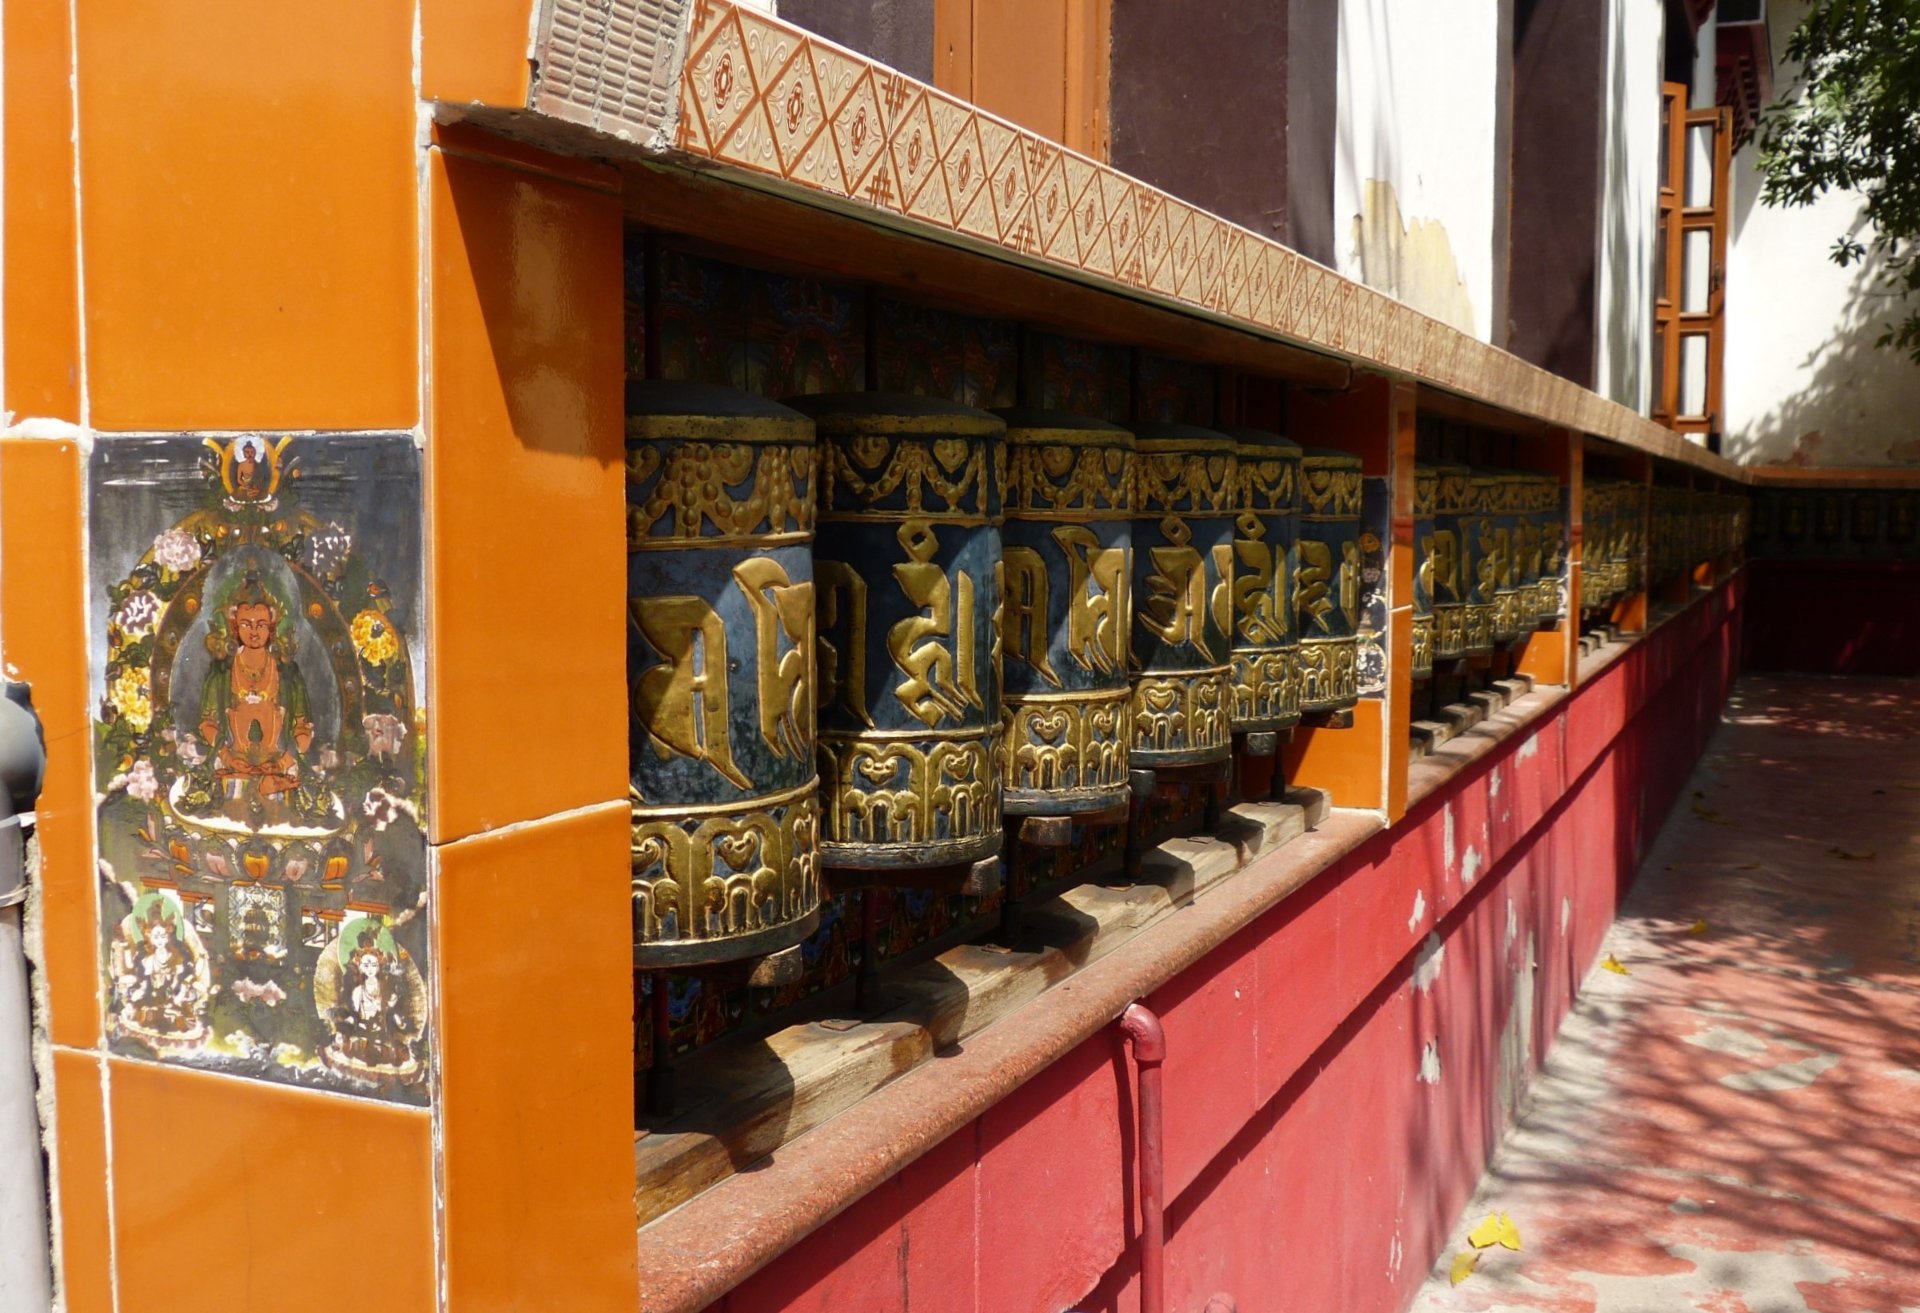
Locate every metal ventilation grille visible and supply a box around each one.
[535,0,690,147]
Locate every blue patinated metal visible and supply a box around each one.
[1295,447,1362,713]
[1222,428,1303,733]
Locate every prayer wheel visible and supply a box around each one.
[1579,478,1611,612]
[1296,447,1363,713]
[1411,463,1439,680]
[791,393,1005,869]
[1489,470,1526,645]
[1430,463,1472,662]
[1128,423,1236,767]
[1223,428,1303,732]
[624,382,822,966]
[995,409,1134,815]
[1519,473,1556,630]
[1462,469,1500,655]
[1620,480,1646,594]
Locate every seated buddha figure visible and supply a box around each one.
[198,574,314,823]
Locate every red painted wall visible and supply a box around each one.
[1743,559,1920,676]
[713,579,1745,1313]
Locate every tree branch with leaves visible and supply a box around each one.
[1759,0,1920,361]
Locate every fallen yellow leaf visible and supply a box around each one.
[1494,1212,1522,1251]
[1830,847,1876,861]
[1689,919,1709,936]
[1602,954,1631,975]
[1449,1250,1481,1285]
[1467,1213,1503,1248]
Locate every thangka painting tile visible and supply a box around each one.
[90,433,428,1104]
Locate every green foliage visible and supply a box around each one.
[1759,0,1920,361]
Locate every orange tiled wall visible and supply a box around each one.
[1,15,634,1313]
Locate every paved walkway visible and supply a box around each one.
[1412,674,1920,1313]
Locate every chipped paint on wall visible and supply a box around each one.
[1349,180,1478,337]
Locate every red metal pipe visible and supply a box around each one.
[1119,1002,1167,1313]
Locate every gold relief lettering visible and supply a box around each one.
[1477,522,1510,596]
[1210,541,1236,653]
[1003,546,1059,687]
[1298,538,1335,633]
[731,557,815,760]
[888,521,982,727]
[1228,512,1285,647]
[1141,517,1206,647]
[816,560,873,728]
[630,595,751,790]
[1055,525,1127,674]
[1340,539,1360,618]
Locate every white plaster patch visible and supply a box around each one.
[1443,803,1456,875]
[1681,1024,1769,1060]
[1505,897,1518,951]
[1489,765,1502,798]
[1408,889,1427,932]
[1412,931,1446,991]
[1561,895,1571,933]
[1417,1042,1443,1084]
[1388,1232,1404,1277]
[1461,846,1484,887]
[1721,1051,1841,1094]
[1889,1066,1920,1084]
[1516,732,1540,761]
[1671,1196,1707,1215]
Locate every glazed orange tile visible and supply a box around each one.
[1285,697,1386,812]
[75,1,416,430]
[1,438,99,1048]
[3,0,80,421]
[109,1060,434,1313]
[1383,605,1412,823]
[422,0,536,108]
[426,147,627,842]
[47,1051,112,1313]
[435,801,637,1312]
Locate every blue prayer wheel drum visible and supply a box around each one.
[1462,470,1500,654]
[1489,470,1526,645]
[1222,428,1303,732]
[1411,463,1439,679]
[1295,447,1363,712]
[790,393,1005,869]
[995,409,1135,815]
[1430,463,1472,661]
[624,381,822,967]
[1128,423,1236,767]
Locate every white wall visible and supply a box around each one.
[1723,0,1920,465]
[1593,0,1666,414]
[1335,0,1500,342]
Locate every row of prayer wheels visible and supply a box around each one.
[1409,464,1565,679]
[1650,486,1750,586]
[623,384,1364,968]
[1579,478,1647,612]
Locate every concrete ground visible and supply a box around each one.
[1410,674,1920,1313]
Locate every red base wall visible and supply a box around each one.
[1743,559,1920,675]
[713,579,1745,1313]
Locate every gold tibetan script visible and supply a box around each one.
[816,560,872,727]
[1231,515,1285,645]
[631,595,752,789]
[1056,525,1126,673]
[889,520,982,726]
[1003,546,1061,686]
[731,558,815,760]
[1141,517,1205,647]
